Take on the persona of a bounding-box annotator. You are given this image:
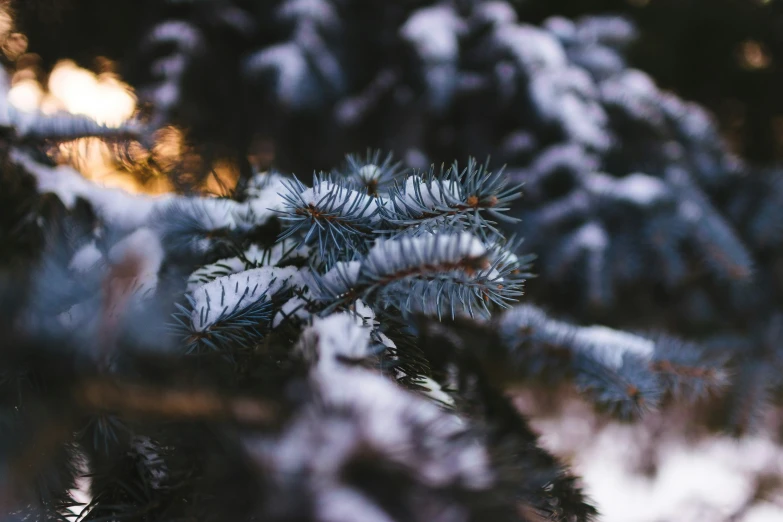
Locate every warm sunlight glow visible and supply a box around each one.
[7,76,43,111]
[6,57,236,196]
[7,58,170,193]
[47,60,136,126]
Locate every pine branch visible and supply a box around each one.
[310,232,530,318]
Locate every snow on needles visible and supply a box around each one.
[362,232,487,281]
[18,149,287,232]
[189,266,303,332]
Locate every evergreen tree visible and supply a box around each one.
[2,1,783,521]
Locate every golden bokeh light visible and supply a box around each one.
[6,56,238,195]
[0,0,236,196]
[7,57,155,192]
[737,40,772,71]
[46,60,136,125]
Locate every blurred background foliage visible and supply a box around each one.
[11,0,783,165]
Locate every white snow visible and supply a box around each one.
[615,174,669,205]
[352,299,375,324]
[298,179,380,220]
[501,305,654,370]
[600,70,664,126]
[411,375,456,407]
[20,150,286,241]
[317,368,492,490]
[108,227,165,296]
[357,164,381,182]
[189,266,303,331]
[531,408,783,522]
[248,43,315,108]
[186,242,308,293]
[272,296,311,328]
[399,175,461,209]
[543,16,577,42]
[69,241,103,273]
[530,67,610,151]
[586,172,670,207]
[319,261,362,296]
[14,150,168,229]
[187,257,248,293]
[494,24,568,71]
[316,488,396,522]
[300,312,373,373]
[574,222,609,251]
[400,5,462,62]
[573,325,655,369]
[474,1,517,27]
[243,173,288,223]
[191,198,238,231]
[131,436,168,490]
[364,232,487,277]
[276,0,339,32]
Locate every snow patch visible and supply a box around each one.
[69,242,103,273]
[189,266,302,331]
